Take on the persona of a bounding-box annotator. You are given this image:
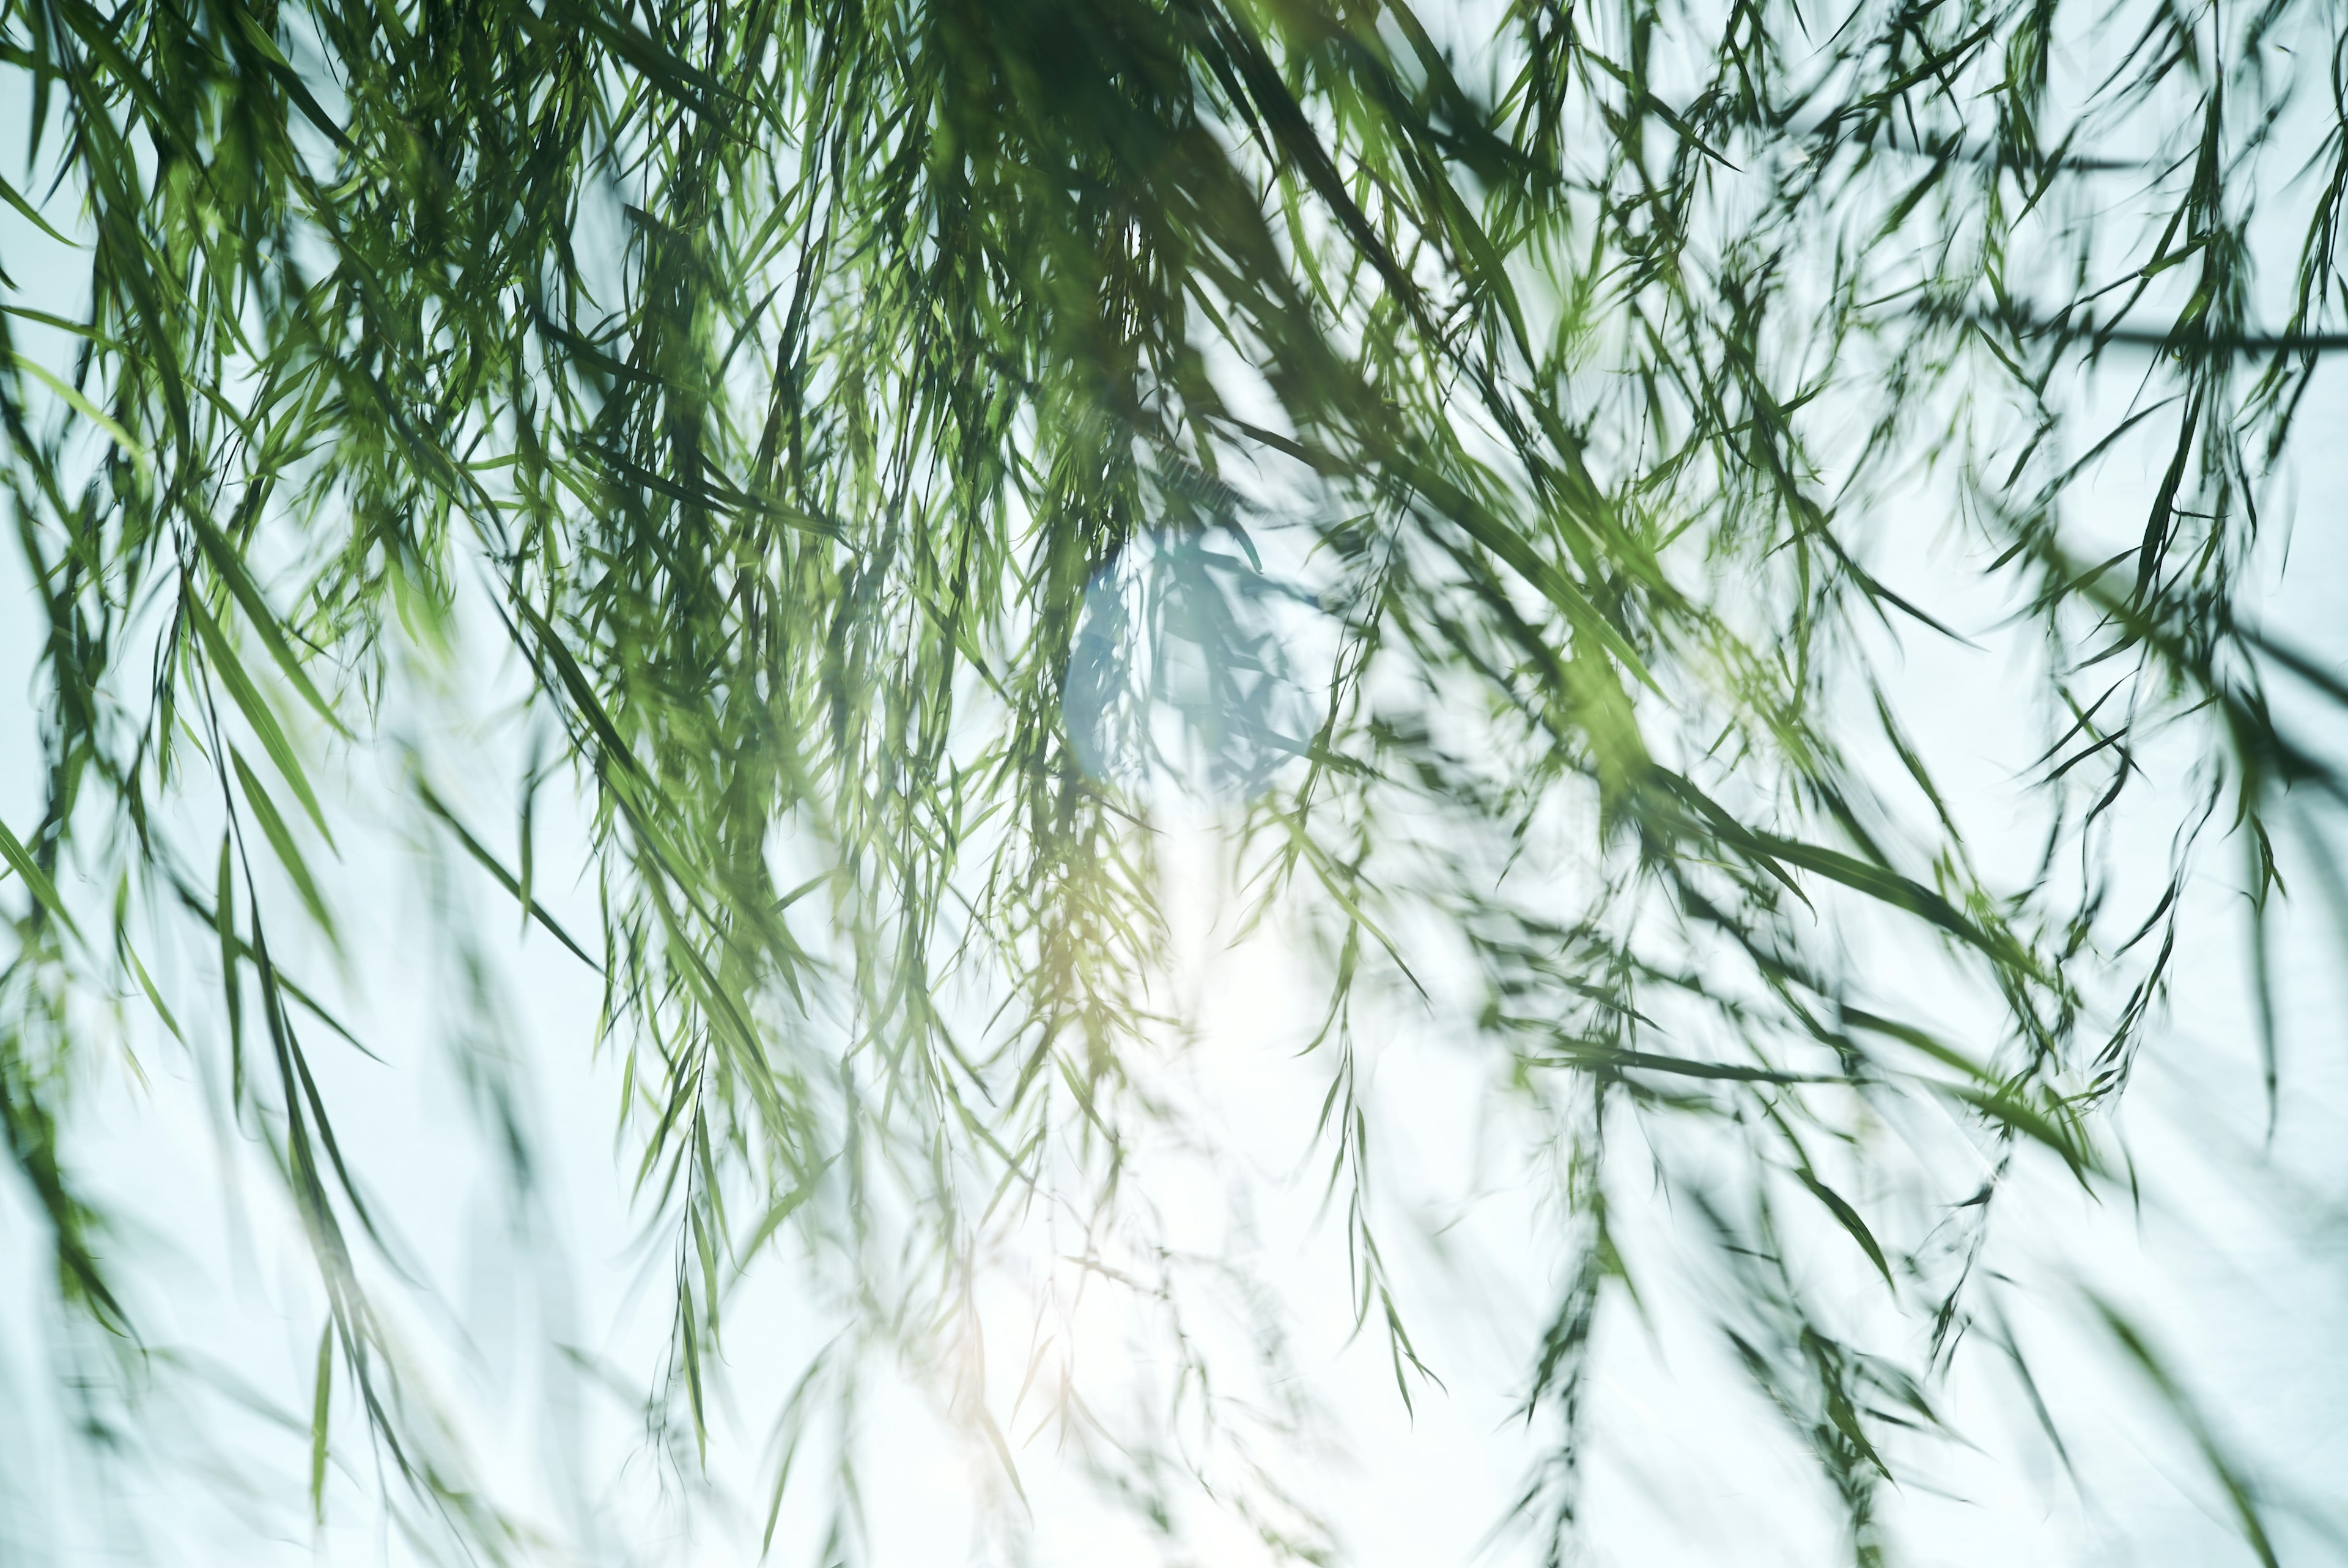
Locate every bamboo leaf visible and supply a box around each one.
[185,593,330,837]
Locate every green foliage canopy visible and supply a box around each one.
[2,0,2346,1558]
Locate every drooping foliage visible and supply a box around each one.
[2,0,2346,1559]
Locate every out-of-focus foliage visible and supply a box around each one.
[2,0,2344,1560]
